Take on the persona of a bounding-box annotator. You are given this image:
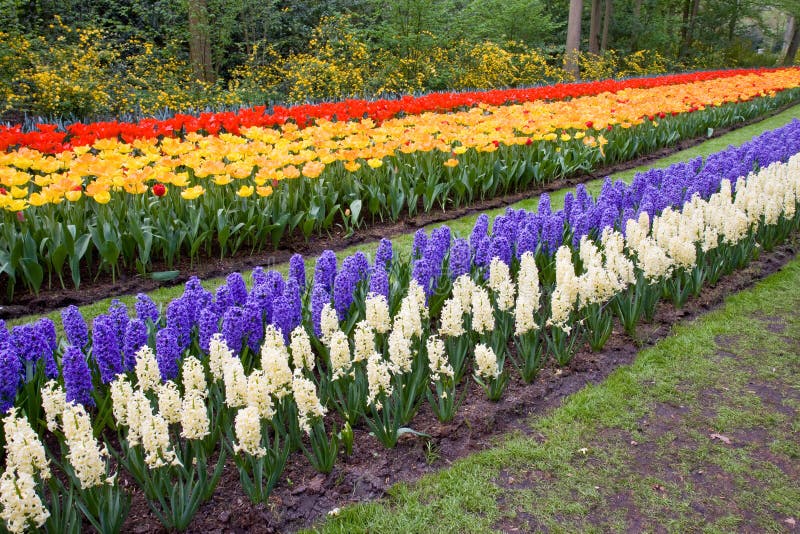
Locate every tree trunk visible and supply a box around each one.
[784,20,800,66]
[565,0,583,78]
[188,0,215,83]
[630,0,642,50]
[589,0,602,54]
[782,16,796,58]
[727,0,738,44]
[601,0,612,51]
[680,0,700,59]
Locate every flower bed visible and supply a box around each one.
[2,70,800,299]
[0,68,792,154]
[1,119,800,532]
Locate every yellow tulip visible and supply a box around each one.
[443,158,459,168]
[301,161,325,179]
[65,190,82,202]
[180,185,205,200]
[237,185,254,198]
[213,174,233,186]
[93,190,111,204]
[367,158,383,168]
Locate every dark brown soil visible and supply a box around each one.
[2,99,798,320]
[117,238,799,532]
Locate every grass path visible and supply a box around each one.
[310,249,800,533]
[9,103,800,329]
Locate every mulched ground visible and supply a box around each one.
[118,240,798,533]
[2,100,798,320]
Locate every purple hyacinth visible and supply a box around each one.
[333,255,367,320]
[374,238,393,270]
[562,192,575,221]
[0,320,9,349]
[135,293,160,325]
[182,277,212,324]
[289,254,306,290]
[448,238,471,279]
[310,285,330,337]
[537,194,552,216]
[314,251,337,293]
[221,307,246,355]
[198,307,220,353]
[214,285,234,315]
[62,346,94,408]
[470,214,490,249]
[166,298,192,351]
[369,265,390,300]
[412,257,437,298]
[263,270,286,299]
[412,229,428,259]
[270,292,294,344]
[61,305,89,349]
[10,325,34,363]
[32,320,58,380]
[0,346,21,413]
[473,235,491,269]
[426,227,451,265]
[226,273,248,306]
[108,300,129,346]
[251,266,268,287]
[243,304,265,353]
[92,315,123,384]
[246,282,272,322]
[516,224,539,258]
[488,236,513,268]
[123,319,148,371]
[541,214,564,255]
[155,327,181,382]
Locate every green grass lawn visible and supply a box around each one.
[309,246,800,533]
[10,103,800,330]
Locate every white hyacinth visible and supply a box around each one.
[470,286,495,334]
[61,403,110,489]
[365,293,391,334]
[289,326,315,372]
[426,335,453,382]
[292,371,326,434]
[387,324,414,374]
[439,297,466,338]
[514,252,540,336]
[0,468,49,533]
[134,345,161,393]
[352,320,376,363]
[366,352,393,408]
[488,258,516,311]
[260,344,293,399]
[140,411,178,469]
[180,392,210,440]
[40,380,66,433]
[157,381,182,425]
[182,356,208,399]
[233,405,266,457]
[110,376,134,427]
[473,344,500,380]
[320,303,340,345]
[245,370,275,420]
[208,333,234,381]
[327,330,352,380]
[3,409,49,480]
[222,356,248,408]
